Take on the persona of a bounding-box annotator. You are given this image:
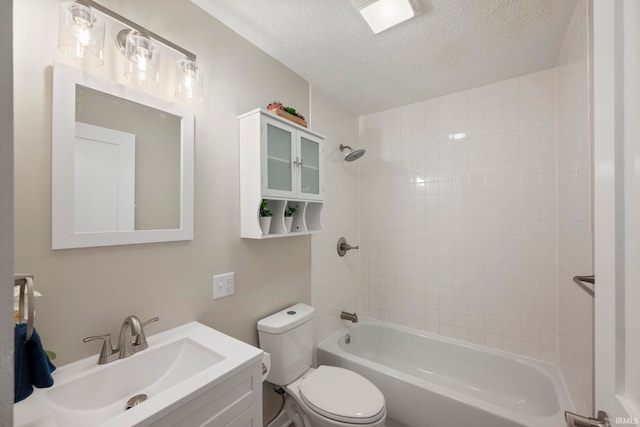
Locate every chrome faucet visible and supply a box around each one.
[340,311,358,323]
[118,315,143,359]
[83,315,159,365]
[133,316,158,351]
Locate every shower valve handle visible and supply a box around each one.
[337,237,359,257]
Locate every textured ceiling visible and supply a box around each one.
[191,0,578,114]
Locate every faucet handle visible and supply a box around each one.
[83,334,116,365]
[142,317,159,328]
[337,237,360,256]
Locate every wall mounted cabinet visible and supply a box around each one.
[239,109,324,239]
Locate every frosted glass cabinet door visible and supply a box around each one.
[299,133,323,200]
[262,118,296,198]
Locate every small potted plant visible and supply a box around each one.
[267,101,307,128]
[259,199,273,234]
[284,205,297,232]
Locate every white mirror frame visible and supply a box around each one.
[51,63,194,249]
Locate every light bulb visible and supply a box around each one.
[72,25,91,47]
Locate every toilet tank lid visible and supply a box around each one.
[257,303,314,334]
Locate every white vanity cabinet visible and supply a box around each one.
[151,360,263,427]
[239,109,324,239]
[13,322,263,427]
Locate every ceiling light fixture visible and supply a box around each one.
[353,0,423,34]
[58,0,203,101]
[448,132,467,141]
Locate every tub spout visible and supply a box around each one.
[340,311,358,323]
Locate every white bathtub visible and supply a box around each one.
[316,319,572,427]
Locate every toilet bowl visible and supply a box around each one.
[284,366,386,427]
[257,304,386,427]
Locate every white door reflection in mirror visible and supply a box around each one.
[74,122,135,233]
[74,84,181,231]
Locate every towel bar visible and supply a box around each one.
[573,275,595,297]
[14,274,35,341]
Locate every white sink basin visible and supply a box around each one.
[14,322,263,427]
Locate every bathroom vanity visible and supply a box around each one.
[13,322,263,427]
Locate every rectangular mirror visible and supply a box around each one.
[52,63,194,249]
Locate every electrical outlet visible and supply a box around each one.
[213,272,235,300]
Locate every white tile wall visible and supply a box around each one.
[310,87,361,342]
[311,3,592,411]
[357,0,592,406]
[359,68,560,362]
[556,0,593,416]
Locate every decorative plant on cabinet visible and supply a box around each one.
[284,205,297,232]
[259,199,273,235]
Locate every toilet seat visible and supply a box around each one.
[298,366,385,424]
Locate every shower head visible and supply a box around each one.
[340,144,366,162]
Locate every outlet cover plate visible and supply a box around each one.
[213,272,235,300]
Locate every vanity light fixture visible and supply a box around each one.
[353,0,423,34]
[57,0,202,101]
[57,1,105,65]
[175,59,203,103]
[121,30,160,86]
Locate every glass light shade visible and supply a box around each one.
[123,31,160,86]
[175,59,203,102]
[57,2,105,65]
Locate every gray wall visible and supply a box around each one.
[14,0,312,420]
[0,0,13,424]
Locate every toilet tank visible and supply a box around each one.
[257,303,315,386]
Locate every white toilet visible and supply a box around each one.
[258,303,386,427]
